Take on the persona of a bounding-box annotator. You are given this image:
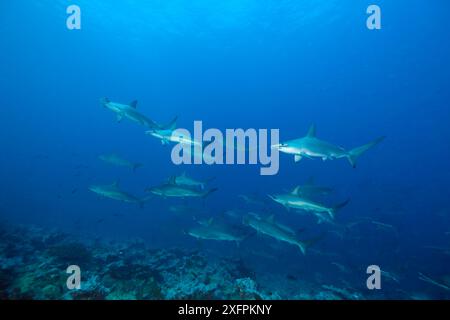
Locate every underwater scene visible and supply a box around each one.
[1,0,450,300]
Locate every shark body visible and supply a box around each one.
[146,177,217,199]
[100,98,177,130]
[172,172,214,190]
[275,124,385,167]
[269,186,349,221]
[89,182,149,208]
[243,213,315,254]
[187,218,249,243]
[98,153,142,171]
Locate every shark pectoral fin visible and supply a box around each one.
[294,155,302,163]
[116,114,124,122]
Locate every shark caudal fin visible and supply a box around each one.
[100,97,110,107]
[161,116,178,131]
[203,177,216,188]
[347,136,385,168]
[129,100,138,108]
[202,188,218,199]
[133,163,143,172]
[328,199,350,219]
[139,195,153,208]
[297,234,325,255]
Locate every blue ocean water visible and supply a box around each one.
[0,0,449,299]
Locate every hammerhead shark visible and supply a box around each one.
[274,124,385,167]
[100,98,177,130]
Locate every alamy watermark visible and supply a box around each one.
[66,4,381,31]
[367,5,382,30]
[366,265,382,290]
[170,121,280,176]
[66,5,81,30]
[66,265,81,290]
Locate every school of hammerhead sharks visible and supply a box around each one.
[89,97,385,255]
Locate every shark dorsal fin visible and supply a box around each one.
[306,176,315,186]
[267,214,275,223]
[129,100,138,108]
[306,124,316,137]
[291,186,301,195]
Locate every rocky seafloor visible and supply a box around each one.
[0,223,367,300]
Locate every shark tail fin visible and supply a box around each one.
[140,194,153,207]
[162,116,178,130]
[347,136,385,168]
[329,199,350,219]
[202,188,218,199]
[100,97,110,106]
[133,163,143,172]
[298,233,326,255]
[129,100,138,108]
[204,177,216,185]
[296,242,308,255]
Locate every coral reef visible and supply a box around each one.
[8,222,430,300]
[0,223,285,300]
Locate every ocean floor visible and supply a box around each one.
[0,223,401,300]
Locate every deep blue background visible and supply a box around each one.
[0,0,449,297]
